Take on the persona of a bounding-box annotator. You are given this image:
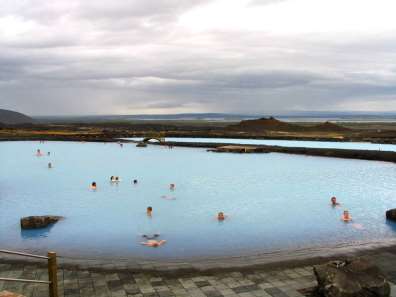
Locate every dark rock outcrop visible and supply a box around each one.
[386,209,396,221]
[313,258,390,297]
[20,216,63,229]
[136,142,147,147]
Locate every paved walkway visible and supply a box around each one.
[1,251,396,297]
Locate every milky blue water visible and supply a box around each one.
[125,137,396,152]
[1,141,396,259]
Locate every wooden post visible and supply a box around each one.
[48,252,58,297]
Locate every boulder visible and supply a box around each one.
[0,291,26,297]
[386,209,396,221]
[20,215,63,229]
[313,258,390,297]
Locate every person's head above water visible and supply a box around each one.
[331,196,339,206]
[342,210,351,221]
[91,182,97,188]
[133,179,138,184]
[147,206,153,215]
[217,212,225,221]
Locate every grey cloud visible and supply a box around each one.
[1,1,396,115]
[248,0,288,6]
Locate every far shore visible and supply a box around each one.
[1,119,396,163]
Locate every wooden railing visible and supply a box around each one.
[0,249,58,297]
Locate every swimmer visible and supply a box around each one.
[169,183,175,190]
[47,152,50,156]
[91,182,97,190]
[133,179,138,185]
[352,223,364,230]
[142,233,160,239]
[48,162,52,169]
[140,240,166,247]
[161,195,176,200]
[110,176,115,182]
[115,176,120,182]
[331,196,340,206]
[36,149,43,156]
[342,210,352,222]
[147,206,153,217]
[217,212,227,221]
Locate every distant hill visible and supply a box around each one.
[227,117,350,132]
[0,109,35,125]
[312,121,350,132]
[227,117,306,132]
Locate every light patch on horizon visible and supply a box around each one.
[0,0,396,115]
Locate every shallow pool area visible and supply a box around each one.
[1,141,396,259]
[125,137,396,152]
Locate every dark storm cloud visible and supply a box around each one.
[1,0,396,114]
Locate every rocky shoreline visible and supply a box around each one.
[153,141,396,163]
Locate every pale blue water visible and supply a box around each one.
[1,141,396,259]
[125,137,396,152]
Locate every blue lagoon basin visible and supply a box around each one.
[1,141,396,259]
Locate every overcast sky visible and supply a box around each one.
[1,0,396,115]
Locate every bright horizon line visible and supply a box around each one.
[30,111,396,117]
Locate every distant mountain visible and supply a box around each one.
[228,117,306,132]
[34,112,396,124]
[35,113,257,123]
[0,109,35,125]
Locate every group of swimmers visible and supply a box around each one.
[89,179,226,247]
[110,176,121,183]
[36,149,53,169]
[331,196,353,222]
[90,180,175,190]
[38,146,357,248]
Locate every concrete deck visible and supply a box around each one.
[1,249,396,297]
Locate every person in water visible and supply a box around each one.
[217,212,226,221]
[48,162,52,169]
[36,149,42,156]
[115,176,119,182]
[147,206,153,217]
[170,183,175,190]
[47,152,50,156]
[141,240,166,247]
[342,210,352,222]
[331,196,340,206]
[91,182,97,190]
[142,233,160,239]
[133,179,138,184]
[161,195,176,200]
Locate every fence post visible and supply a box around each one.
[48,252,58,297]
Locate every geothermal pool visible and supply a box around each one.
[126,137,396,152]
[1,141,396,259]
